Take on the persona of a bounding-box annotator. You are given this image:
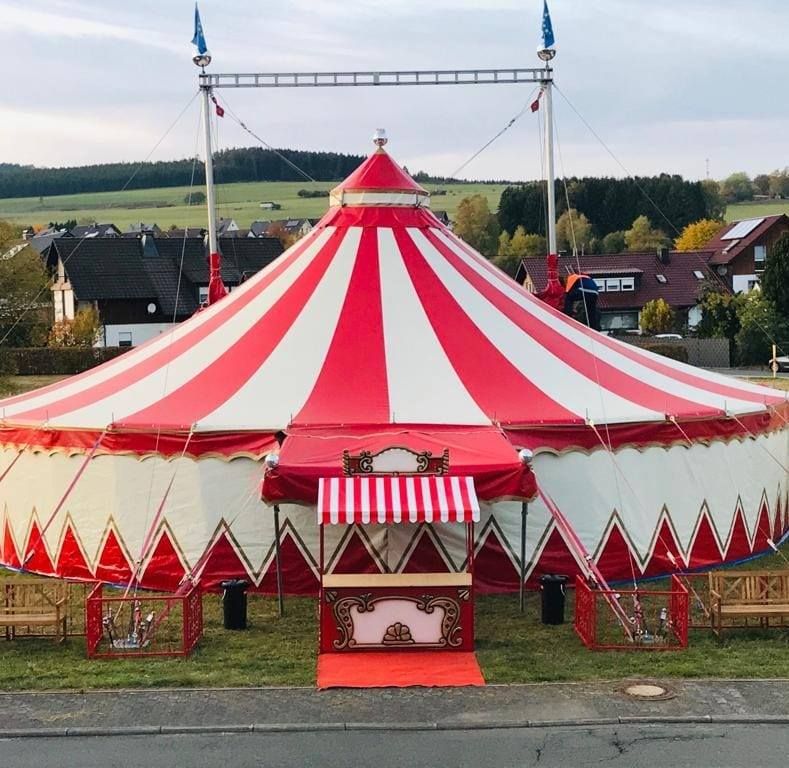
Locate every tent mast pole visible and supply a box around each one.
[199,75,219,256]
[519,501,529,612]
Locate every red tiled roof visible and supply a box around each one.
[704,214,788,265]
[518,251,713,310]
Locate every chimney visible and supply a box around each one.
[657,245,670,265]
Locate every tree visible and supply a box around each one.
[768,168,789,199]
[701,179,726,220]
[494,226,545,276]
[0,239,51,346]
[674,219,724,251]
[624,215,669,252]
[753,174,771,196]
[640,298,675,335]
[735,292,789,365]
[696,285,742,340]
[761,232,789,319]
[601,230,626,253]
[720,172,753,203]
[265,221,297,250]
[185,190,206,205]
[555,208,592,253]
[454,195,499,258]
[48,307,101,348]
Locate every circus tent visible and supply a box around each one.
[1,144,787,593]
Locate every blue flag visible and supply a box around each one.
[541,0,555,49]
[192,3,208,54]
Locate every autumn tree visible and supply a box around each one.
[494,226,545,276]
[640,298,675,335]
[624,215,669,252]
[735,291,789,365]
[674,219,724,251]
[761,232,789,319]
[555,208,592,253]
[454,195,499,258]
[768,168,789,198]
[48,307,101,348]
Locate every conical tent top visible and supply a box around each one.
[330,134,429,207]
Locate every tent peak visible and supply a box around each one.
[330,137,429,209]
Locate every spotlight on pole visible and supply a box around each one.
[264,452,280,470]
[518,448,534,466]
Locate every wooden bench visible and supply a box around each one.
[0,577,69,643]
[709,570,789,637]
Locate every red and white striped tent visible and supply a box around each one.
[1,144,787,592]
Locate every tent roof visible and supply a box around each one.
[0,146,785,446]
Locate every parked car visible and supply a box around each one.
[654,333,683,340]
[769,355,789,372]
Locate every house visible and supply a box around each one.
[249,220,271,238]
[216,218,239,236]
[701,214,789,292]
[515,250,713,332]
[69,222,121,239]
[166,227,206,239]
[433,210,451,227]
[27,226,72,254]
[124,222,162,238]
[47,235,283,347]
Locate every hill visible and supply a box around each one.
[0,180,507,231]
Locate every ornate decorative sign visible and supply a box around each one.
[343,447,449,476]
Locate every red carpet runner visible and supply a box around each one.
[317,651,485,689]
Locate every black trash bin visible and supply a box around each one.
[539,574,568,625]
[220,579,249,630]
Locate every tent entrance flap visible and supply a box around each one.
[318,476,480,525]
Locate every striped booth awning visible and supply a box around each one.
[318,476,480,525]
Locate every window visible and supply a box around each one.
[600,311,639,331]
[198,286,209,304]
[118,331,133,348]
[754,245,766,263]
[656,274,667,283]
[693,270,705,280]
[596,281,605,293]
[605,278,621,292]
[620,277,635,291]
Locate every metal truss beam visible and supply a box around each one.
[201,68,551,89]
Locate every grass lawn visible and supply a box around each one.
[0,375,68,398]
[1,541,788,691]
[0,181,506,232]
[726,200,789,222]
[746,377,789,391]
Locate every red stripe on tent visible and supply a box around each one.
[394,228,579,425]
[118,229,347,429]
[424,230,714,420]
[318,476,479,525]
[9,231,325,422]
[443,230,784,408]
[294,227,390,425]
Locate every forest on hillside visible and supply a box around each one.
[0,147,368,199]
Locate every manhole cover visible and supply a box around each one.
[621,683,675,700]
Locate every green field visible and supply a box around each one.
[0,181,507,232]
[726,200,789,221]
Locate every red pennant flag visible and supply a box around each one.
[530,95,541,113]
[211,96,225,117]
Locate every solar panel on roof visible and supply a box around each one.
[722,218,764,240]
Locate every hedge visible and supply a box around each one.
[0,347,131,376]
[640,343,689,363]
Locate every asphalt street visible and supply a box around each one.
[2,724,788,768]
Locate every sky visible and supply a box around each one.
[2,0,788,182]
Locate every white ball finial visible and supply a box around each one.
[264,452,280,470]
[518,448,534,466]
[373,128,388,148]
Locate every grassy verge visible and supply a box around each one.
[1,542,787,691]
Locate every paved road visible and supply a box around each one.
[2,724,787,768]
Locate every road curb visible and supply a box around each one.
[2,716,789,738]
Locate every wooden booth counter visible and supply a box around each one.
[317,474,479,654]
